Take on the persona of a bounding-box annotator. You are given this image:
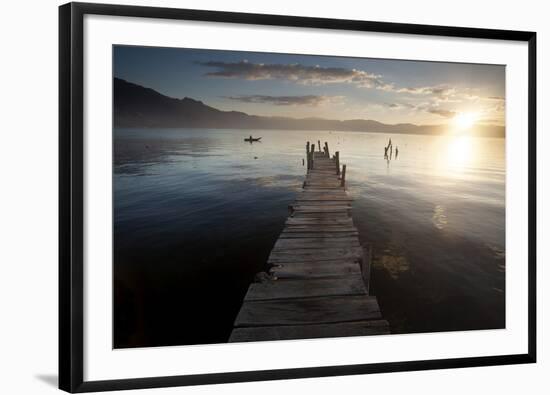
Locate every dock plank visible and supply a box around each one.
[234,295,382,327]
[244,276,367,301]
[273,239,360,250]
[268,248,363,264]
[229,320,390,342]
[270,262,361,279]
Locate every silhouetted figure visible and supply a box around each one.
[395,146,399,159]
[390,145,393,159]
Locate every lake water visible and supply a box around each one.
[113,128,505,348]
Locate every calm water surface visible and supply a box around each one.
[114,128,505,348]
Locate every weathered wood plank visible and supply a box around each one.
[291,205,351,211]
[283,225,358,232]
[229,320,390,342]
[304,178,340,181]
[303,184,343,188]
[268,257,361,266]
[268,247,363,263]
[234,295,382,327]
[296,197,350,201]
[302,188,345,192]
[302,183,343,187]
[269,246,362,254]
[285,218,354,225]
[273,238,360,250]
[294,201,353,206]
[244,276,367,301]
[279,232,358,239]
[297,191,349,196]
[270,262,361,279]
[294,196,350,200]
[291,212,352,217]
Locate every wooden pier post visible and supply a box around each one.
[324,142,330,158]
[335,151,340,175]
[341,164,347,187]
[306,142,311,170]
[318,140,321,151]
[310,144,315,169]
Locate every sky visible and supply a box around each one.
[114,45,505,126]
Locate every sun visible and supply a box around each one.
[452,112,478,131]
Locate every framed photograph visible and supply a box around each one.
[59,2,536,392]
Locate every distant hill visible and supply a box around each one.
[114,78,505,137]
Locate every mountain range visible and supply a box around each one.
[113,78,505,137]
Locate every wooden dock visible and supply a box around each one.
[229,141,389,342]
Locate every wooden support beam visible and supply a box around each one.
[341,164,347,187]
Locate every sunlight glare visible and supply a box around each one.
[452,112,477,131]
[445,136,473,171]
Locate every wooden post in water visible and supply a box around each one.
[318,140,321,151]
[306,142,311,170]
[335,151,340,175]
[341,164,347,187]
[324,142,330,158]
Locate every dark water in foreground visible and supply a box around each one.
[113,128,505,348]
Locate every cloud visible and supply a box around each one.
[198,60,483,108]
[384,102,416,109]
[198,60,393,89]
[396,84,456,98]
[427,108,457,118]
[385,102,457,119]
[200,60,500,121]
[223,94,340,106]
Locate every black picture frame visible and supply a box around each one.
[59,2,537,392]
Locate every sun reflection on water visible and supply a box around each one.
[441,135,474,173]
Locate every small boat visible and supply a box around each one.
[244,136,262,142]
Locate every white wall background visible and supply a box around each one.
[0,0,547,393]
